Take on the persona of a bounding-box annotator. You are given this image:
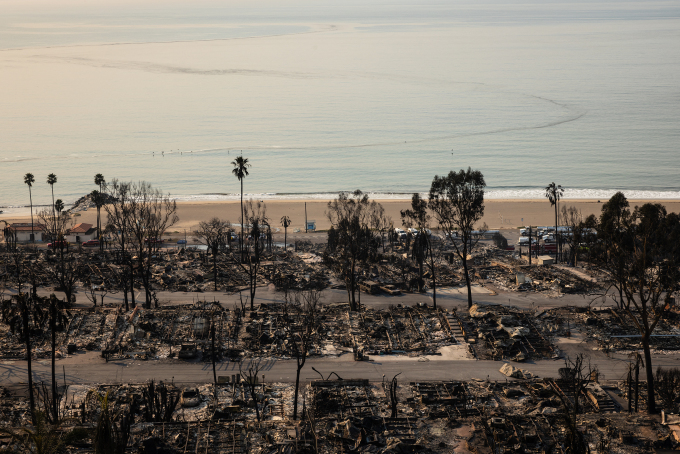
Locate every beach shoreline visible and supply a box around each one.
[4,198,680,233]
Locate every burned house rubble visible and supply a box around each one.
[0,300,472,361]
[2,228,680,453]
[0,374,677,453]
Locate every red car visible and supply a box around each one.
[145,237,165,244]
[82,239,100,247]
[47,240,69,249]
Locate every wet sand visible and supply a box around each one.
[5,199,680,233]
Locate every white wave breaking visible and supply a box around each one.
[171,188,680,203]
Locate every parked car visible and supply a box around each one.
[178,343,199,360]
[47,240,69,249]
[180,387,202,408]
[82,239,99,247]
[177,239,187,245]
[518,236,538,245]
[144,237,165,244]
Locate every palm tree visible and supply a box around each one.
[544,182,564,263]
[47,174,57,219]
[54,199,64,217]
[24,173,36,243]
[94,174,105,250]
[231,155,250,252]
[280,215,291,250]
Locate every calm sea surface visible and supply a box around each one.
[1,0,680,211]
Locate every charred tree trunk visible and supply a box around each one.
[22,298,36,424]
[211,322,218,402]
[462,253,473,308]
[50,298,58,420]
[213,250,218,291]
[642,336,656,413]
[294,361,303,420]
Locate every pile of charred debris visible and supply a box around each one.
[0,299,471,361]
[538,305,680,355]
[0,234,605,302]
[4,282,674,366]
[3,285,596,362]
[463,304,558,361]
[0,374,676,453]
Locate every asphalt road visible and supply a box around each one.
[4,352,680,388]
[17,280,609,313]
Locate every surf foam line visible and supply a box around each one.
[167,188,680,202]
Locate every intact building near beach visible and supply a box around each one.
[8,223,45,242]
[65,223,98,244]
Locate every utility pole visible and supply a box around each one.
[628,364,632,413]
[528,226,532,266]
[305,202,308,234]
[634,358,640,412]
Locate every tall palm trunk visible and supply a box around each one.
[98,182,104,253]
[554,203,559,264]
[51,186,55,219]
[29,187,35,244]
[96,204,101,247]
[240,179,244,254]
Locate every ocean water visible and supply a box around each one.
[1,0,680,212]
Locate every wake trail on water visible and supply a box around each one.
[25,55,316,79]
[0,111,586,163]
[0,24,339,53]
[0,92,585,164]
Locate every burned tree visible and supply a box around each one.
[370,200,392,252]
[1,293,42,423]
[655,367,680,413]
[94,391,132,454]
[387,373,401,418]
[556,354,593,454]
[104,180,135,310]
[429,168,487,308]
[560,205,584,266]
[324,190,381,311]
[239,360,265,422]
[141,380,180,423]
[196,218,230,291]
[128,182,179,308]
[37,208,78,305]
[401,193,440,307]
[48,294,69,423]
[288,290,320,420]
[235,200,268,311]
[600,196,680,414]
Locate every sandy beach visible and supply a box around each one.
[4,198,680,234]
